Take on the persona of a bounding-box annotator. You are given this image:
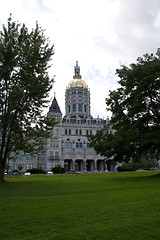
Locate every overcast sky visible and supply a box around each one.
[1,0,160,118]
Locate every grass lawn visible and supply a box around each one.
[0,171,160,240]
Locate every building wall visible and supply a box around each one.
[8,62,115,173]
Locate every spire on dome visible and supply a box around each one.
[73,61,81,79]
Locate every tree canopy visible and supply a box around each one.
[89,51,160,163]
[0,16,56,182]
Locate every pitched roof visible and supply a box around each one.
[49,97,62,114]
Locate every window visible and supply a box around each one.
[67,119,69,124]
[84,105,87,112]
[19,154,22,160]
[26,164,29,170]
[90,130,92,135]
[65,129,67,134]
[50,162,53,170]
[78,104,82,112]
[76,129,78,135]
[77,120,80,124]
[55,151,59,157]
[30,155,33,160]
[38,154,41,161]
[65,142,68,148]
[76,141,82,148]
[41,164,45,170]
[87,143,90,148]
[71,118,76,124]
[26,154,30,160]
[42,154,45,160]
[14,163,17,170]
[79,129,82,135]
[69,129,71,135]
[55,162,59,167]
[73,104,76,112]
[30,164,33,169]
[50,151,53,156]
[65,138,72,148]
[69,105,70,112]
[86,130,89,135]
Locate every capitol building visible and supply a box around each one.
[10,62,116,173]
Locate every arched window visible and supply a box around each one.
[87,143,90,148]
[73,104,76,112]
[65,139,72,148]
[76,139,83,148]
[41,164,45,170]
[78,104,82,112]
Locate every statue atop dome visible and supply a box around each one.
[73,61,81,79]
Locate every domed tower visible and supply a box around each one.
[65,61,91,119]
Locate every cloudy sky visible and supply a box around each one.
[1,0,160,118]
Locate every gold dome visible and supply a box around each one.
[67,61,88,89]
[67,78,88,89]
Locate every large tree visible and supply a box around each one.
[89,51,160,163]
[0,16,56,182]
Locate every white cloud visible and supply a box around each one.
[1,0,160,118]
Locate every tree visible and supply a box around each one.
[0,15,56,182]
[89,51,160,164]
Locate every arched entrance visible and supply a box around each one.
[64,159,72,172]
[86,160,95,172]
[106,161,115,172]
[75,160,83,171]
[97,160,105,172]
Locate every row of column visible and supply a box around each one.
[64,159,108,172]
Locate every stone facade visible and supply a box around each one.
[8,62,116,173]
[46,61,115,172]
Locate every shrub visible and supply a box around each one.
[52,164,65,174]
[117,157,159,172]
[117,163,136,172]
[136,157,159,170]
[26,168,45,174]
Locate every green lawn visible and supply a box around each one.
[0,171,160,240]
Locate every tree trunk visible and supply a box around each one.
[0,160,5,183]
